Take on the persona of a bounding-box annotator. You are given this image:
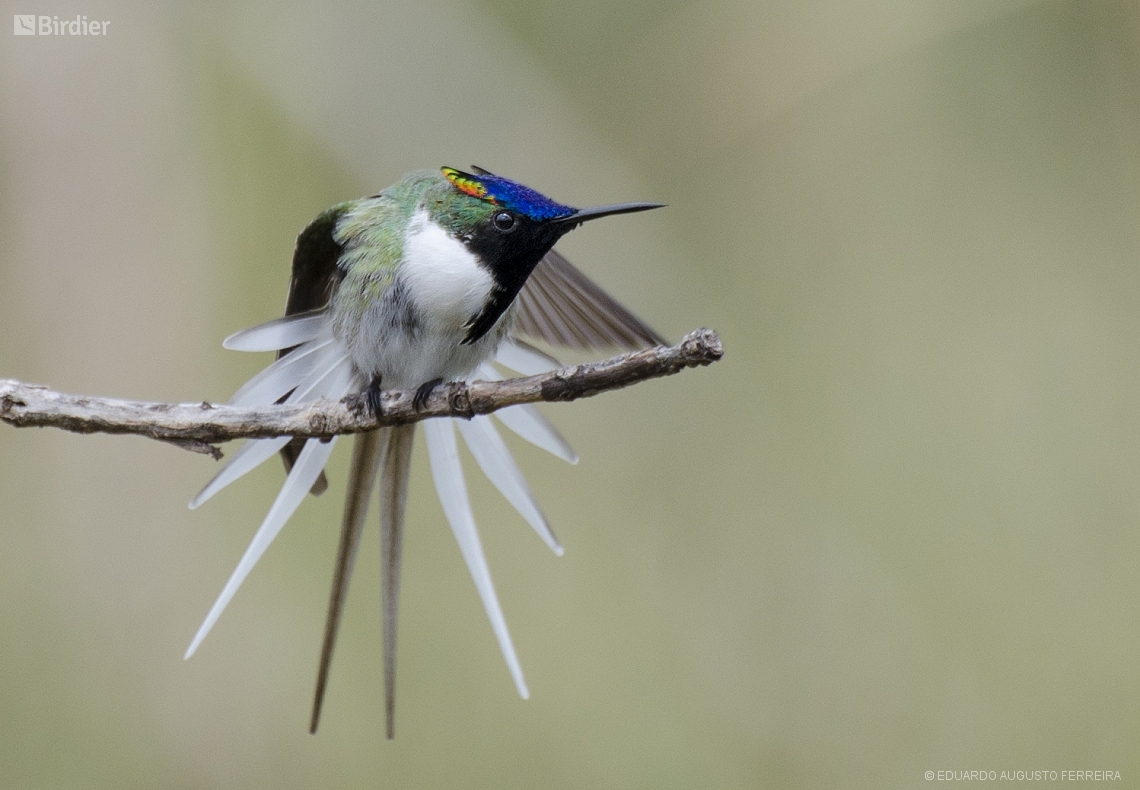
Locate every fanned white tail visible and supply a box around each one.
[185,346,357,656]
[189,342,351,509]
[188,322,580,711]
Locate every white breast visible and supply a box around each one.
[401,209,493,331]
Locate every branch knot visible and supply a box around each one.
[446,382,475,419]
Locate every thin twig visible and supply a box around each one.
[0,329,722,456]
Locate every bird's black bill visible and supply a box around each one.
[554,202,665,224]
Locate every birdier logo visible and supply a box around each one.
[13,15,110,35]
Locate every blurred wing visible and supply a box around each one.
[514,248,666,351]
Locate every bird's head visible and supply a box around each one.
[431,166,663,342]
[435,166,662,263]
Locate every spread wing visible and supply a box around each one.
[514,249,666,351]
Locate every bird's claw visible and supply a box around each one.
[413,378,444,412]
[365,376,384,419]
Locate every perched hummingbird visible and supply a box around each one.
[185,167,664,738]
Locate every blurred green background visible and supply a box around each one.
[2,0,1139,786]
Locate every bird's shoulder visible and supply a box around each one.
[284,202,353,316]
[286,194,412,316]
[336,193,423,275]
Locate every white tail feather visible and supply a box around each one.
[185,435,340,659]
[229,338,334,407]
[223,311,328,352]
[423,418,529,699]
[494,406,578,465]
[189,436,292,510]
[281,350,355,406]
[456,416,562,556]
[473,362,501,382]
[474,363,578,464]
[495,340,561,376]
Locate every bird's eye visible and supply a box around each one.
[493,211,516,232]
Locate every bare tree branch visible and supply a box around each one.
[0,329,722,456]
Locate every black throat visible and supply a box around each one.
[460,217,565,345]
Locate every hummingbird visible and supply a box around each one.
[184,167,665,738]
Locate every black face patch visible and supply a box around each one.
[460,211,567,344]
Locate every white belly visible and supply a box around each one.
[342,210,507,389]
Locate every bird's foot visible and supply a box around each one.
[413,378,444,412]
[365,375,384,419]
